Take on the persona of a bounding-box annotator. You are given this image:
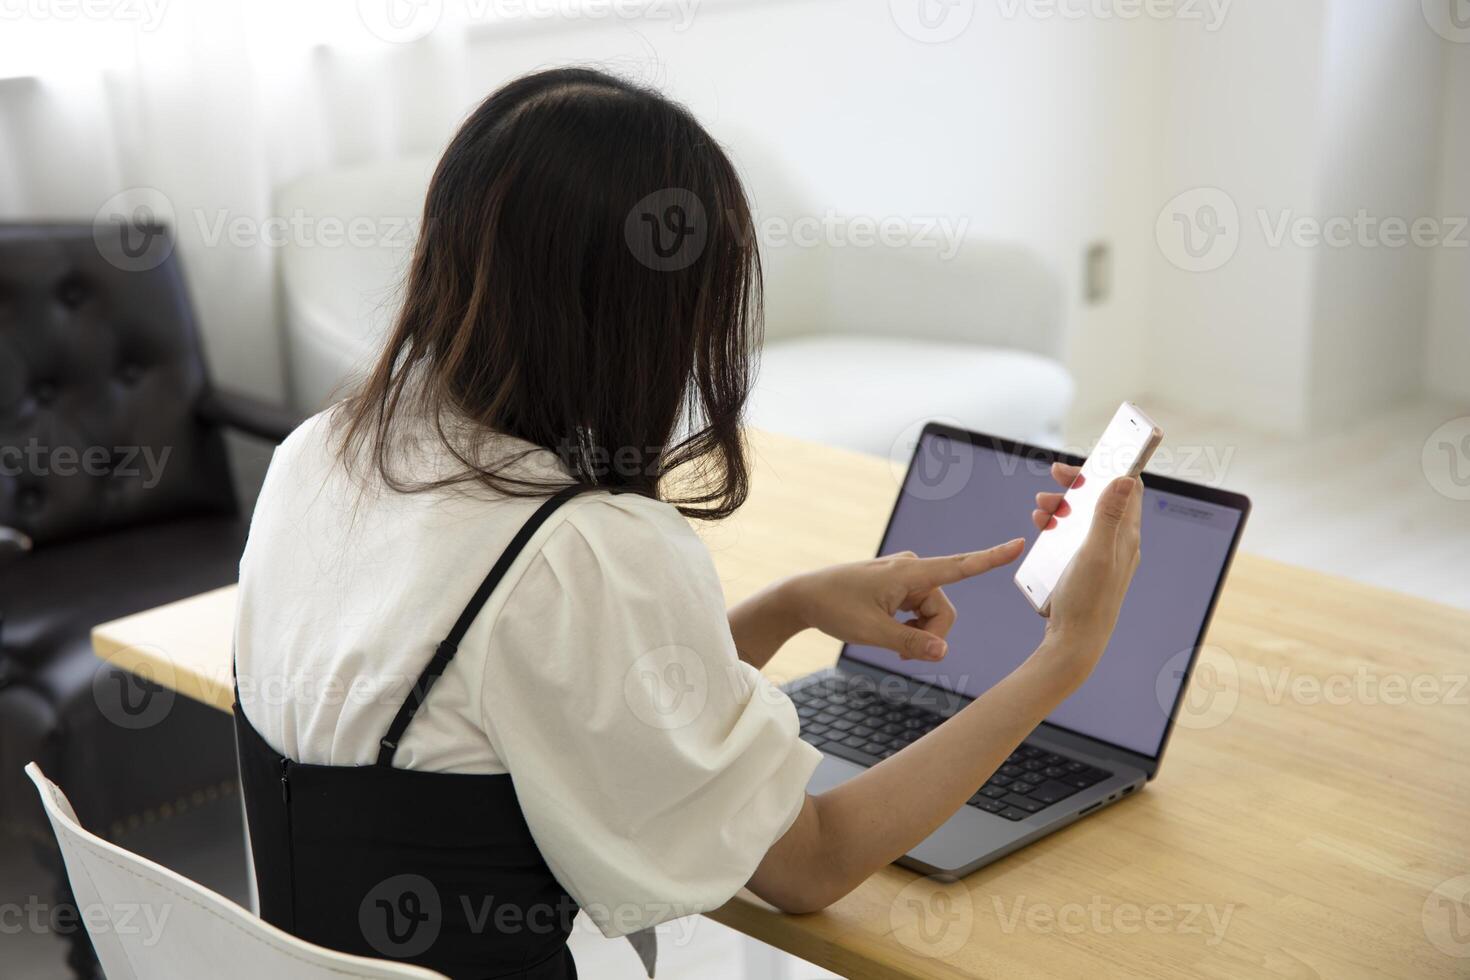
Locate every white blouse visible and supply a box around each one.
[234,411,820,937]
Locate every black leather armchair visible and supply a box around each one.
[0,223,301,976]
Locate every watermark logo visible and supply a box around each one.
[1257,666,1467,708]
[995,0,1231,30]
[993,895,1235,945]
[1157,644,1238,730]
[0,897,172,945]
[0,440,172,489]
[1145,443,1238,487]
[891,876,974,958]
[1422,0,1470,43]
[360,874,442,958]
[751,209,970,259]
[93,646,177,732]
[358,0,443,43]
[999,0,1228,28]
[623,645,709,729]
[193,208,419,251]
[1424,875,1470,958]
[1422,416,1470,501]
[890,0,975,43]
[625,189,708,272]
[1156,187,1240,272]
[888,417,977,502]
[0,0,169,31]
[1258,209,1468,250]
[93,187,176,273]
[471,0,701,30]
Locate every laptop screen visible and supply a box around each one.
[841,428,1246,759]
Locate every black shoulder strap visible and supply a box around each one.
[377,483,598,767]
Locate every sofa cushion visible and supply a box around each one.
[746,335,1074,457]
[0,515,246,674]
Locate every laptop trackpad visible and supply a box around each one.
[807,753,865,793]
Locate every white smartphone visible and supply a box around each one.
[1014,402,1162,616]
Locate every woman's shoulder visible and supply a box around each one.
[543,490,721,597]
[558,490,706,560]
[263,407,338,473]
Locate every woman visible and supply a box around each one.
[233,67,1142,979]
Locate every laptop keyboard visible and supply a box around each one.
[789,674,1113,822]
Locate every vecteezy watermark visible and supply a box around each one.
[193,208,420,251]
[358,876,704,958]
[356,0,443,43]
[0,896,172,945]
[1424,874,1470,958]
[1156,187,1241,273]
[1256,666,1468,708]
[472,0,701,30]
[357,0,701,41]
[1422,416,1470,501]
[360,875,443,959]
[750,210,970,260]
[891,875,975,958]
[93,645,178,731]
[992,895,1236,945]
[887,415,1237,503]
[237,669,434,713]
[0,0,169,31]
[1156,644,1239,731]
[625,188,708,272]
[1158,187,1469,272]
[93,187,177,273]
[1157,644,1469,730]
[888,417,978,502]
[1140,443,1237,486]
[623,644,710,729]
[890,0,975,43]
[1257,209,1469,250]
[552,437,667,481]
[0,440,172,489]
[1421,0,1470,44]
[93,187,422,271]
[995,0,1231,30]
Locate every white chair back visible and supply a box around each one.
[24,762,445,980]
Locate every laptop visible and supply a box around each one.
[785,421,1250,878]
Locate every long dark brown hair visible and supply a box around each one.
[334,67,761,520]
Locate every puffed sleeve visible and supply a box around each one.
[478,493,822,937]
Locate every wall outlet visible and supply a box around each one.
[1085,241,1112,305]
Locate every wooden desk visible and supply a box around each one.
[93,430,1470,979]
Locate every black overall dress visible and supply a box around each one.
[234,486,601,980]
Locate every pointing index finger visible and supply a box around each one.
[904,538,1025,588]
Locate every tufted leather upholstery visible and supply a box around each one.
[0,224,239,546]
[0,223,300,978]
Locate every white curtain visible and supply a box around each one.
[0,1,481,400]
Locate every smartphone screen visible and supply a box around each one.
[1014,402,1161,614]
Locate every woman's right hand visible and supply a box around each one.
[1035,471,1144,687]
[751,468,1144,916]
[752,471,1144,914]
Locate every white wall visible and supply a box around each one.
[1305,0,1445,429]
[1148,0,1461,434]
[2,0,1462,427]
[456,0,1168,422]
[1148,0,1328,433]
[457,0,1462,434]
[1427,40,1470,402]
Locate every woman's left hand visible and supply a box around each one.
[784,540,1025,662]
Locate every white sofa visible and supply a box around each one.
[275,159,1072,457]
